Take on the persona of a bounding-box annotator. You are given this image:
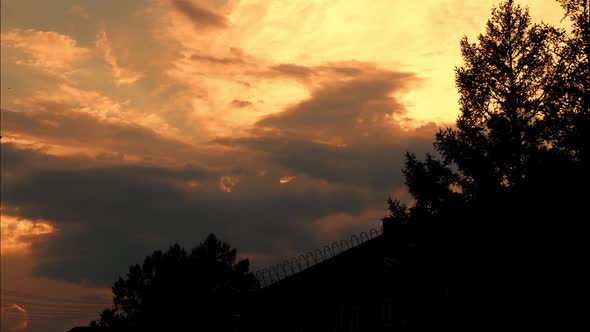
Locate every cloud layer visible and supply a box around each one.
[1,141,375,284]
[1,59,436,286]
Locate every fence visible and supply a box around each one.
[254,227,383,288]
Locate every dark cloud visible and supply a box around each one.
[217,135,433,194]
[1,143,369,285]
[190,53,244,65]
[170,0,228,29]
[217,63,435,200]
[188,48,258,72]
[268,62,400,85]
[316,64,367,77]
[229,99,253,108]
[270,63,315,82]
[257,69,417,142]
[1,106,196,160]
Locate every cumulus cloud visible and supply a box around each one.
[216,62,435,193]
[0,29,91,78]
[227,62,426,144]
[257,70,416,142]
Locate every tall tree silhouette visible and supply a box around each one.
[433,0,587,241]
[385,0,590,221]
[387,0,568,226]
[384,1,586,329]
[90,234,258,331]
[438,0,562,199]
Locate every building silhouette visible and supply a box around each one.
[240,219,457,331]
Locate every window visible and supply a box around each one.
[333,304,360,332]
[333,304,346,332]
[350,305,360,332]
[332,309,339,332]
[382,297,393,327]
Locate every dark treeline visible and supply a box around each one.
[81,0,587,330]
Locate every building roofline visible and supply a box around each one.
[254,227,383,288]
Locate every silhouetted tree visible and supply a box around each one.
[385,0,587,229]
[385,1,572,260]
[438,0,562,199]
[384,1,586,329]
[91,234,258,331]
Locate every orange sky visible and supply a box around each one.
[0,0,568,330]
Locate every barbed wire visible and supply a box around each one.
[254,227,382,288]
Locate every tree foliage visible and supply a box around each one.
[385,0,587,222]
[383,0,588,328]
[553,0,590,160]
[440,0,562,197]
[91,234,258,331]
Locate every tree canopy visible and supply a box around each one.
[90,234,258,331]
[386,0,588,228]
[384,0,588,329]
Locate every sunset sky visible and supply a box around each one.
[0,0,566,330]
